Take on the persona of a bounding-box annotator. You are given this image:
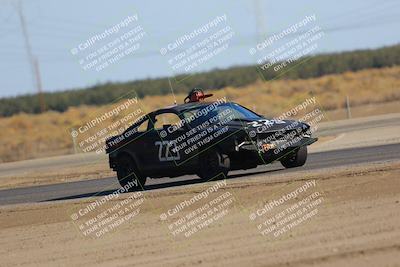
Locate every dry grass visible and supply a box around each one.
[1,66,399,163]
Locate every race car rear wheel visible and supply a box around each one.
[280,146,308,168]
[116,154,146,191]
[197,149,230,181]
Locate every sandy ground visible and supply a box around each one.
[1,160,399,266]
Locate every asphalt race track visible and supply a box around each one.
[0,143,398,206]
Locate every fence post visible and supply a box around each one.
[71,128,78,154]
[346,95,352,119]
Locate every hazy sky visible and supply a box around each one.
[0,0,399,98]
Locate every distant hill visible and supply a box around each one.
[1,44,400,117]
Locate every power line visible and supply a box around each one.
[0,2,398,64]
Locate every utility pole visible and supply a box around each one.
[254,0,267,43]
[17,0,46,112]
[33,58,45,111]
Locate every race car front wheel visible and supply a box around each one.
[280,146,308,168]
[197,149,230,181]
[116,154,146,191]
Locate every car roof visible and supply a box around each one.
[155,101,227,114]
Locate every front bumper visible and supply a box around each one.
[236,136,318,163]
[237,136,317,151]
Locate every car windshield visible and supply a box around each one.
[182,103,262,125]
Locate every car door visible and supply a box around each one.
[140,111,185,175]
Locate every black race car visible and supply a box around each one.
[106,90,317,190]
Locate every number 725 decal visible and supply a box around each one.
[155,141,181,162]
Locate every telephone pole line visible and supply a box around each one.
[254,0,267,43]
[16,0,45,112]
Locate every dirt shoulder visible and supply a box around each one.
[1,160,399,266]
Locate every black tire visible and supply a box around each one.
[280,146,308,168]
[197,149,230,181]
[116,154,146,191]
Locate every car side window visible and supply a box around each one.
[124,118,149,134]
[153,113,181,130]
[137,119,149,132]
